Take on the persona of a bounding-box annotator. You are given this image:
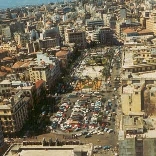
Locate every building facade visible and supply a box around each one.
[0,90,30,134]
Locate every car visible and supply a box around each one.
[93,149,98,153]
[107,117,111,121]
[76,133,82,137]
[103,145,111,150]
[104,128,109,132]
[85,133,92,138]
[74,127,81,132]
[108,113,112,117]
[94,145,102,149]
[82,131,88,135]
[107,129,114,133]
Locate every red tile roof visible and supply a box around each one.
[56,50,68,57]
[2,57,13,61]
[0,71,7,77]
[35,80,45,89]
[123,28,136,34]
[12,61,25,69]
[1,66,12,72]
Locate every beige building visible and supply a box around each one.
[28,52,61,89]
[122,115,144,134]
[14,33,29,48]
[2,26,11,41]
[29,52,61,87]
[146,11,156,35]
[119,136,156,156]
[29,63,51,84]
[0,80,11,95]
[65,28,86,48]
[121,81,145,116]
[123,46,156,74]
[0,90,30,134]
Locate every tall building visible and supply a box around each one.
[14,33,29,48]
[29,52,61,89]
[39,37,60,50]
[146,11,156,35]
[119,136,156,156]
[0,90,30,134]
[2,26,11,41]
[0,123,4,152]
[121,81,145,116]
[99,27,113,45]
[65,28,86,48]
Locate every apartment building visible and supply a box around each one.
[0,90,30,134]
[146,10,156,35]
[65,28,86,48]
[39,37,60,50]
[28,52,60,89]
[36,52,61,83]
[119,136,156,156]
[2,26,11,41]
[86,19,104,27]
[123,46,156,73]
[99,27,113,45]
[28,63,51,84]
[14,33,29,48]
[121,81,145,116]
[35,80,46,104]
[0,80,11,95]
[56,51,68,68]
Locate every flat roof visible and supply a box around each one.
[4,144,93,156]
[0,80,11,85]
[19,149,73,156]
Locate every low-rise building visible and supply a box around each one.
[122,115,144,134]
[3,143,93,156]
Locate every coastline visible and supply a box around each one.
[0,0,63,10]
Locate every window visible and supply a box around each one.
[135,92,138,94]
[130,108,131,111]
[4,110,7,114]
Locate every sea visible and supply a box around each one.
[0,0,62,9]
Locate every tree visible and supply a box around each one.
[102,67,110,81]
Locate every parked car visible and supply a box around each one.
[82,131,88,135]
[104,128,109,132]
[85,133,92,138]
[107,129,114,133]
[103,145,111,150]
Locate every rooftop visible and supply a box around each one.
[4,144,93,156]
[123,28,137,34]
[138,29,153,34]
[122,82,142,94]
[0,71,7,77]
[35,80,45,89]
[0,80,11,85]
[12,61,25,69]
